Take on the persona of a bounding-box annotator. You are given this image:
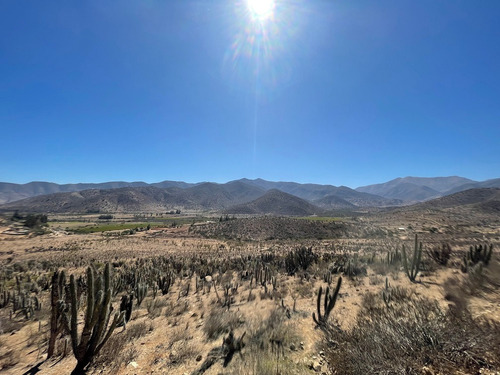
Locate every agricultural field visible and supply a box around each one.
[0,211,499,375]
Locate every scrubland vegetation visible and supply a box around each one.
[0,213,499,374]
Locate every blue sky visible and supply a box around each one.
[1,0,499,188]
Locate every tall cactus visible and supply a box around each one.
[47,270,66,359]
[312,276,342,329]
[135,282,147,306]
[402,234,422,283]
[66,263,124,375]
[117,293,133,329]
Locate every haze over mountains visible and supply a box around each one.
[0,176,499,215]
[356,176,475,201]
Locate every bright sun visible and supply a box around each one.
[247,0,275,20]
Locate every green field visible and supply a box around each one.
[57,216,208,233]
[70,222,160,233]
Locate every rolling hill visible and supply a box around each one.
[0,182,266,213]
[0,180,195,204]
[1,176,499,213]
[356,176,476,201]
[237,178,400,207]
[413,187,500,212]
[224,189,323,216]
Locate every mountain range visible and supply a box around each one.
[356,176,500,201]
[0,176,499,214]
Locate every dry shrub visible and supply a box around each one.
[203,307,243,340]
[147,297,167,319]
[369,274,383,285]
[323,295,500,374]
[369,261,392,276]
[225,308,304,375]
[165,300,189,317]
[168,324,190,348]
[447,257,500,299]
[168,340,201,366]
[92,334,138,371]
[92,322,148,371]
[124,320,151,341]
[225,350,310,375]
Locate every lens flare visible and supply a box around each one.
[247,0,275,20]
[222,0,306,175]
[224,0,303,97]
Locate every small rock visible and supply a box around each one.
[319,350,325,357]
[290,343,296,351]
[205,275,213,283]
[311,361,322,372]
[129,361,139,369]
[196,355,203,362]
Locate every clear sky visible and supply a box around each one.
[1,0,499,188]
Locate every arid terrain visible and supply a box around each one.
[0,189,499,375]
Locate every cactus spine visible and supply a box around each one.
[402,234,422,282]
[312,276,342,329]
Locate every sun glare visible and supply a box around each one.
[247,0,275,20]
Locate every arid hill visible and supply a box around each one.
[224,189,323,216]
[239,178,401,206]
[191,216,346,240]
[414,187,500,212]
[0,183,265,213]
[0,178,404,207]
[356,176,476,201]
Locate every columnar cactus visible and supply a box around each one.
[66,263,124,375]
[402,234,422,282]
[117,293,133,329]
[158,273,173,295]
[48,270,66,359]
[135,282,147,306]
[386,246,401,265]
[312,276,342,329]
[462,244,493,272]
[382,277,392,308]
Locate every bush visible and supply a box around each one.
[322,296,500,374]
[98,215,114,220]
[203,307,243,340]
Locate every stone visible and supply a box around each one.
[311,361,322,372]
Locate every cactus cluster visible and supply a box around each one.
[312,276,342,329]
[427,243,452,266]
[386,246,401,265]
[462,244,493,272]
[284,246,317,275]
[47,264,124,374]
[402,234,423,283]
